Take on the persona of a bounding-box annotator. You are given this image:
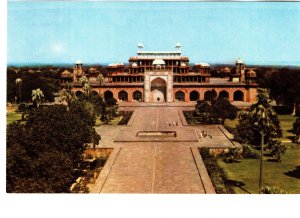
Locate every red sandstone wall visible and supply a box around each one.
[73,86,257,103]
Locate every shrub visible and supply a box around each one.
[90,157,107,170]
[242,144,260,159]
[223,125,235,134]
[268,139,286,162]
[200,148,235,194]
[118,111,133,125]
[183,111,196,125]
[222,148,241,163]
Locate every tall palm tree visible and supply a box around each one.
[15,78,22,103]
[32,88,44,108]
[249,89,273,193]
[79,76,91,96]
[61,82,74,111]
[83,82,91,96]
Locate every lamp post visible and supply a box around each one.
[259,132,264,193]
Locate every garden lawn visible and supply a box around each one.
[6,112,22,125]
[217,144,300,194]
[95,115,123,126]
[278,115,297,141]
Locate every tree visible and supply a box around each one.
[235,89,282,147]
[61,82,75,111]
[18,103,30,121]
[194,91,238,125]
[257,68,300,114]
[7,69,18,103]
[213,97,239,125]
[79,76,91,96]
[7,68,59,103]
[15,78,22,103]
[234,89,285,193]
[292,117,300,144]
[7,104,100,193]
[31,88,44,108]
[76,93,118,125]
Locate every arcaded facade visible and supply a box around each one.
[61,43,258,103]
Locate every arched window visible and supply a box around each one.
[90,90,99,96]
[175,91,185,101]
[133,90,142,102]
[75,91,84,98]
[204,89,217,101]
[218,90,229,99]
[104,90,113,102]
[118,90,128,101]
[189,91,199,101]
[233,90,244,101]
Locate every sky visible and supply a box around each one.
[7,1,300,65]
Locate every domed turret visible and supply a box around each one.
[236,58,244,64]
[75,60,82,65]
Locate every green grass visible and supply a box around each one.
[95,115,123,126]
[224,118,239,129]
[278,115,297,141]
[217,145,300,194]
[6,112,22,125]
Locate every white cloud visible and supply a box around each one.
[51,42,65,54]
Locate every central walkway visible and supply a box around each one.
[91,105,239,193]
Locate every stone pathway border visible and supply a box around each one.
[178,110,189,126]
[190,146,216,194]
[90,147,121,193]
[126,110,137,126]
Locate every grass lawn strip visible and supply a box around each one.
[217,146,300,194]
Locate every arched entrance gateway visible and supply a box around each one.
[150,77,166,102]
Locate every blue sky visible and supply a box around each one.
[7,1,300,65]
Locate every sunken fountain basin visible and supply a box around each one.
[113,128,199,142]
[136,131,177,137]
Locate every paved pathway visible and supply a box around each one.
[91,105,240,193]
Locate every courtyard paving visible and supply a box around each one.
[91,103,241,193]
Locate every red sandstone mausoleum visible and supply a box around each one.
[60,43,258,103]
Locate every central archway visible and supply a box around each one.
[150,77,166,102]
